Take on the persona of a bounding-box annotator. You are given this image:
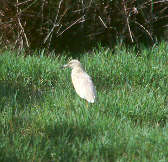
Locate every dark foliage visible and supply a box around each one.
[0,0,168,52]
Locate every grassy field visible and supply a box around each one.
[0,42,168,161]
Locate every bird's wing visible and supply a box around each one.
[72,72,96,102]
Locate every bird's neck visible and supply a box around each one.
[72,67,84,74]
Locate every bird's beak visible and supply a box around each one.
[61,64,69,69]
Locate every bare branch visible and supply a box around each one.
[135,21,153,42]
[57,16,85,37]
[15,0,33,6]
[43,0,64,44]
[98,16,107,29]
[123,0,134,43]
[41,0,46,24]
[55,0,64,25]
[16,0,29,48]
[88,0,93,8]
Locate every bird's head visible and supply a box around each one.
[63,59,83,69]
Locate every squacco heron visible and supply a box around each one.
[63,60,96,103]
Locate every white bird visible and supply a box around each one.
[63,60,96,103]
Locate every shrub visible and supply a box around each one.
[0,0,168,52]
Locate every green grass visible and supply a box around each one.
[0,42,168,161]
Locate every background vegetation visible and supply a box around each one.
[0,0,168,52]
[0,0,168,161]
[0,42,168,161]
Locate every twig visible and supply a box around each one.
[17,18,29,48]
[139,0,168,10]
[16,0,29,48]
[15,0,33,6]
[17,0,38,16]
[135,21,153,42]
[15,28,22,46]
[123,0,134,43]
[43,23,59,44]
[81,0,85,30]
[88,0,93,8]
[55,0,64,25]
[146,0,168,5]
[81,0,85,13]
[57,16,85,37]
[41,0,46,24]
[56,24,62,34]
[98,16,107,29]
[43,0,64,44]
